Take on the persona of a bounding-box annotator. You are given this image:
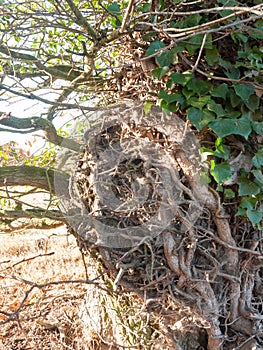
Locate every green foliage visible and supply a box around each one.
[210,161,232,184]
[1,0,262,230]
[145,1,263,230]
[106,3,122,28]
[24,147,57,168]
[146,41,166,56]
[152,66,170,79]
[209,117,252,139]
[0,142,24,166]
[237,175,261,196]
[252,148,263,168]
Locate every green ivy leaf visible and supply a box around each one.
[156,50,177,67]
[170,72,194,86]
[205,46,220,66]
[183,14,202,27]
[239,196,257,210]
[245,94,260,112]
[252,169,263,187]
[214,138,230,160]
[204,33,213,50]
[209,117,252,139]
[107,3,121,15]
[225,67,240,79]
[230,90,241,107]
[236,207,246,216]
[237,177,260,196]
[232,32,248,43]
[233,117,252,139]
[252,19,263,39]
[146,41,165,56]
[152,66,169,79]
[233,84,255,102]
[251,121,263,136]
[219,58,233,70]
[187,79,209,95]
[224,189,235,199]
[210,160,232,184]
[185,35,204,55]
[158,90,182,104]
[247,209,263,225]
[138,2,151,12]
[211,83,229,100]
[224,106,241,118]
[252,148,263,168]
[202,110,215,126]
[207,101,226,117]
[160,101,179,113]
[187,108,214,131]
[187,108,203,131]
[187,96,210,109]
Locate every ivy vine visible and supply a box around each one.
[143,0,263,229]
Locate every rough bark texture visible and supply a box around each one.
[0,166,69,195]
[0,114,81,152]
[62,104,263,350]
[1,106,262,349]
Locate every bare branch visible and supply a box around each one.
[63,0,98,41]
[0,45,84,81]
[0,209,66,222]
[0,113,82,152]
[0,166,69,195]
[120,0,135,33]
[1,252,55,271]
[0,84,99,111]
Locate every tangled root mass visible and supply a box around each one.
[58,103,263,350]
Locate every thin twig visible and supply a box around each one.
[201,227,263,257]
[192,33,207,71]
[63,0,98,40]
[0,252,55,272]
[120,0,135,33]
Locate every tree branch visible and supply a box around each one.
[46,87,73,121]
[0,208,66,222]
[0,113,82,152]
[0,83,99,110]
[0,166,69,196]
[0,45,84,81]
[63,0,98,41]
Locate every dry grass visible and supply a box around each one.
[0,225,88,350]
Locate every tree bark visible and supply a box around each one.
[0,209,65,222]
[0,166,69,195]
[0,114,82,152]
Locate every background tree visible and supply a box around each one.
[0,1,262,349]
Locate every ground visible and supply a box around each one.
[0,224,88,350]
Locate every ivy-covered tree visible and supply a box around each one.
[1,1,262,349]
